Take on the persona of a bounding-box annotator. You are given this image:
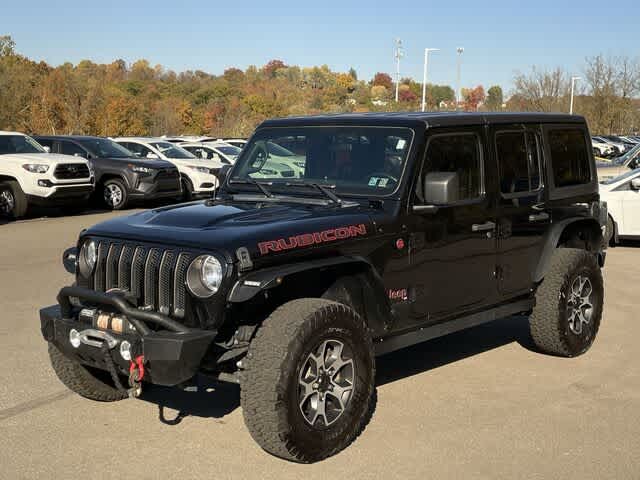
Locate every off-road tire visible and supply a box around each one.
[103,178,128,210]
[0,180,28,219]
[48,343,127,402]
[241,299,375,463]
[530,248,604,357]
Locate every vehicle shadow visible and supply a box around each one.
[140,315,536,425]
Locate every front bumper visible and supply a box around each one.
[40,286,216,386]
[129,171,182,201]
[27,183,95,206]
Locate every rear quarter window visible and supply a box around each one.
[547,128,592,187]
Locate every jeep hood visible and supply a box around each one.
[84,200,380,261]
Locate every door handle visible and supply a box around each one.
[472,221,496,232]
[528,212,550,222]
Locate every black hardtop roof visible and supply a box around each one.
[260,111,586,129]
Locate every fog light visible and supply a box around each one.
[120,340,132,361]
[38,179,53,188]
[69,329,81,348]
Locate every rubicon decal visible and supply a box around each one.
[258,224,367,255]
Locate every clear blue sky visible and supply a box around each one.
[3,0,639,93]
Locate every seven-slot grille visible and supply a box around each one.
[92,240,191,318]
[54,163,91,179]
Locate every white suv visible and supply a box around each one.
[114,138,218,200]
[0,131,94,219]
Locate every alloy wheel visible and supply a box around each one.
[0,189,15,215]
[104,184,123,208]
[298,339,355,428]
[567,274,594,335]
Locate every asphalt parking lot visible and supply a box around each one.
[1,210,639,479]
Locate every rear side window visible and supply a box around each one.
[548,129,592,187]
[496,131,541,195]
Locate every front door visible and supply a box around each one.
[404,128,498,327]
[492,124,549,297]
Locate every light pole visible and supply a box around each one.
[456,47,464,110]
[421,48,439,112]
[394,38,404,103]
[570,76,581,115]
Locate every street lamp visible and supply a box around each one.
[456,47,464,110]
[394,38,404,103]
[421,48,439,112]
[570,76,581,115]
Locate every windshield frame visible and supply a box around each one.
[224,125,416,199]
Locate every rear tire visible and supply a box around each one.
[0,180,28,219]
[605,215,615,246]
[530,248,604,357]
[241,299,375,463]
[48,343,127,402]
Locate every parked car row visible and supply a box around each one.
[0,131,248,219]
[592,134,640,158]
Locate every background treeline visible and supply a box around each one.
[1,35,638,137]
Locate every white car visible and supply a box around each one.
[0,131,94,219]
[217,138,247,149]
[114,138,219,200]
[178,142,240,178]
[600,168,640,244]
[592,139,615,158]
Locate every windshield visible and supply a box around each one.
[77,138,134,158]
[228,127,413,196]
[215,145,242,157]
[0,135,46,155]
[149,141,196,159]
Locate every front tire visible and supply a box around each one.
[241,299,375,463]
[605,215,616,246]
[181,177,194,201]
[530,248,604,357]
[102,178,128,210]
[0,180,28,219]
[48,343,128,402]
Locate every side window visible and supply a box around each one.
[422,133,482,202]
[36,138,54,150]
[548,129,591,187]
[60,141,88,158]
[496,131,541,195]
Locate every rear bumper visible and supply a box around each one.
[40,286,216,386]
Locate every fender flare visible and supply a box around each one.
[533,217,603,283]
[227,256,377,303]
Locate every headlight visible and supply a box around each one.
[129,165,153,174]
[294,161,306,168]
[78,239,98,277]
[188,165,213,174]
[186,255,223,298]
[22,164,49,173]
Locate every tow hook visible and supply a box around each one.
[128,355,145,398]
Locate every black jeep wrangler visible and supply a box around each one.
[40,113,607,463]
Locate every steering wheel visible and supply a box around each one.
[364,172,399,187]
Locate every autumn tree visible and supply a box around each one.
[513,67,569,112]
[462,85,485,111]
[371,72,393,90]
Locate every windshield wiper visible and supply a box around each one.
[284,182,342,205]
[228,178,274,197]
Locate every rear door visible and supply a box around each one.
[492,124,549,297]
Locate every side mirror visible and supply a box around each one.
[212,154,221,162]
[631,178,640,190]
[43,146,51,153]
[197,149,208,159]
[413,172,459,214]
[218,164,233,183]
[146,152,159,159]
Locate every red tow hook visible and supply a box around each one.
[129,355,145,382]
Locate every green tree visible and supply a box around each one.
[485,86,503,111]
